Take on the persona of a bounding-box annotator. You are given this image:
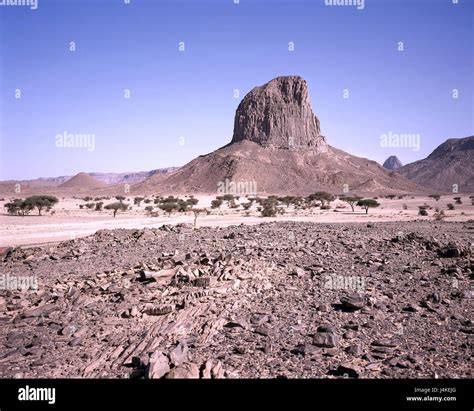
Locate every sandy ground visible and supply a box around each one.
[0,195,472,247]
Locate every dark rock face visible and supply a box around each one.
[231,76,328,152]
[383,156,403,170]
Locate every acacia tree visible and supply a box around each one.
[159,201,178,217]
[24,196,59,216]
[357,199,380,214]
[341,196,362,212]
[307,192,335,208]
[211,198,223,209]
[4,199,34,216]
[186,197,199,206]
[105,201,129,218]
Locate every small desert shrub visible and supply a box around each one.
[434,210,446,220]
[307,192,335,208]
[260,198,279,217]
[447,203,455,210]
[261,204,277,217]
[134,197,145,206]
[144,199,151,204]
[242,202,252,210]
[83,196,93,202]
[429,194,441,201]
[186,197,199,206]
[79,204,84,209]
[402,203,408,210]
[85,202,95,209]
[159,202,178,216]
[211,199,223,209]
[95,202,103,211]
[418,208,428,216]
[454,197,462,204]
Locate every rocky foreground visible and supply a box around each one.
[0,221,472,379]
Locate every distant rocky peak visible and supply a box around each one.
[383,156,403,170]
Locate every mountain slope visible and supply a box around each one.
[134,140,423,195]
[59,172,107,189]
[399,136,474,193]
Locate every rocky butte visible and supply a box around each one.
[232,76,328,152]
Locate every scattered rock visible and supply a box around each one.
[403,303,421,313]
[290,267,306,277]
[345,344,363,356]
[170,343,189,367]
[313,333,340,348]
[437,243,464,258]
[165,362,199,379]
[371,339,398,348]
[0,221,470,379]
[340,294,365,310]
[146,351,170,379]
[201,360,225,379]
[22,304,57,318]
[332,363,361,378]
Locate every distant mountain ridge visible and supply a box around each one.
[399,136,474,193]
[0,167,178,187]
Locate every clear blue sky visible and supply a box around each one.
[0,0,472,180]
